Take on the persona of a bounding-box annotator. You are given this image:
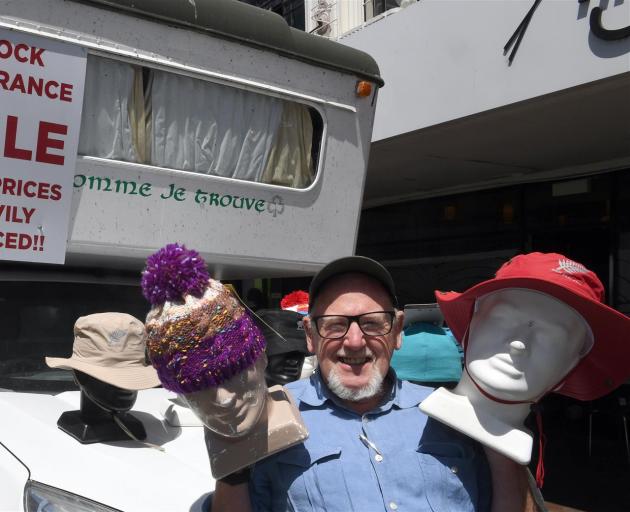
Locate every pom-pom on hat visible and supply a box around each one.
[142,244,265,394]
[141,243,209,306]
[280,290,309,315]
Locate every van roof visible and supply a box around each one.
[70,0,384,87]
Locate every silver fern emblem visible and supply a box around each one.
[108,329,127,345]
[552,259,587,275]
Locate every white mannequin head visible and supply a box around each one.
[182,354,268,438]
[466,288,593,402]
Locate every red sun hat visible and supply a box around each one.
[435,252,630,401]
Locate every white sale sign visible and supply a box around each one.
[0,28,86,264]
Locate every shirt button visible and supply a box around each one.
[375,454,383,462]
[389,502,398,510]
[451,466,459,474]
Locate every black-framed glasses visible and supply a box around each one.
[312,311,395,340]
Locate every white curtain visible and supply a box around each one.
[150,71,283,181]
[78,56,138,162]
[262,102,314,188]
[77,57,316,189]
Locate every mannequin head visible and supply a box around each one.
[254,308,309,387]
[265,351,306,386]
[54,370,147,444]
[74,370,138,413]
[466,288,592,402]
[183,354,268,437]
[426,253,630,468]
[142,244,267,436]
[436,252,630,401]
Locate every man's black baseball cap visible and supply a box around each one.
[308,256,397,312]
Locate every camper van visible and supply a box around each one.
[0,0,382,510]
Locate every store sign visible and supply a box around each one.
[587,6,630,41]
[505,1,630,64]
[0,28,86,263]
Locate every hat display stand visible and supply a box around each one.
[162,384,309,478]
[204,385,308,479]
[422,287,591,466]
[57,371,146,444]
[141,244,310,477]
[254,308,309,387]
[419,371,534,464]
[180,356,309,479]
[160,394,204,427]
[424,252,630,489]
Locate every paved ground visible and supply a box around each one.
[545,504,586,512]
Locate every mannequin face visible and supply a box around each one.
[183,355,268,437]
[74,371,137,412]
[265,351,306,387]
[466,288,591,402]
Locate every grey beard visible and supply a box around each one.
[325,365,386,402]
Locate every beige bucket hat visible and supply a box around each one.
[46,312,160,391]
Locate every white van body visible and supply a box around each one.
[0,388,213,512]
[1,0,381,278]
[0,1,382,510]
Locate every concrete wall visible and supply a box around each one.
[340,0,630,142]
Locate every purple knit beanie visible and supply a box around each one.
[141,243,266,394]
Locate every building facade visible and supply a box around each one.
[334,1,630,312]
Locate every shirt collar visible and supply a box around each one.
[296,369,427,412]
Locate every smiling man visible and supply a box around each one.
[212,256,537,512]
[302,264,403,415]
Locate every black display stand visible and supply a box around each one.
[57,386,146,444]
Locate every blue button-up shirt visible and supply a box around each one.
[250,373,491,512]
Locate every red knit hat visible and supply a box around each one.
[436,252,630,401]
[280,290,309,315]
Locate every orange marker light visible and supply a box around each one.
[356,81,372,97]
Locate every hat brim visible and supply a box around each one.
[45,356,160,391]
[436,276,630,401]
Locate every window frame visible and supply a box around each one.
[78,49,331,194]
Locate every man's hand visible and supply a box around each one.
[211,470,253,512]
[484,447,546,512]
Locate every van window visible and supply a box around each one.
[78,55,322,189]
[0,281,147,394]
